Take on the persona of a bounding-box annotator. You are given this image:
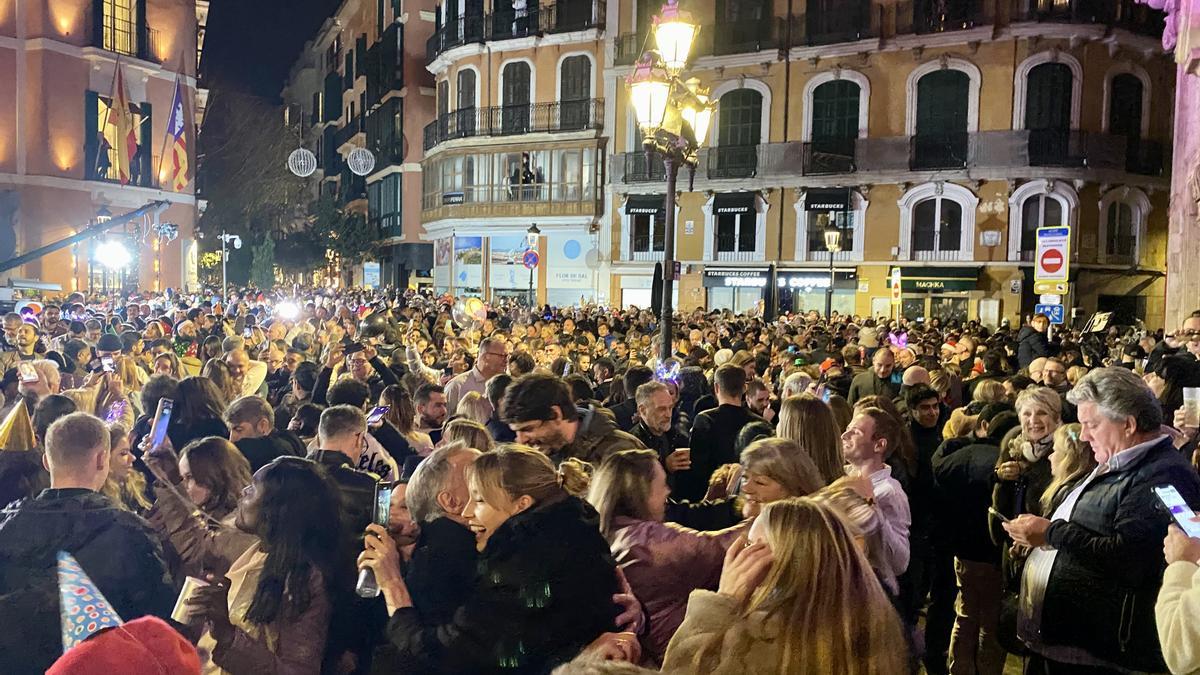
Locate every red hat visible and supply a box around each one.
[47,616,201,675]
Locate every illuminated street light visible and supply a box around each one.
[95,240,131,270]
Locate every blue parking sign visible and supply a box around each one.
[1034,304,1065,325]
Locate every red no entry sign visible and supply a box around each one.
[1040,249,1063,274]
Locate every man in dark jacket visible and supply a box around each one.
[309,404,383,673]
[225,395,305,471]
[848,347,897,405]
[605,365,653,432]
[503,373,645,466]
[683,365,763,501]
[0,413,175,674]
[1017,314,1051,369]
[1004,368,1200,672]
[930,407,1019,675]
[630,381,691,490]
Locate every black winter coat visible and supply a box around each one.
[931,437,1002,564]
[1017,325,1051,369]
[681,404,763,502]
[235,430,305,472]
[0,488,175,674]
[1039,437,1200,671]
[385,495,620,674]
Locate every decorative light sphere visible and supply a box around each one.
[287,148,318,177]
[347,147,376,177]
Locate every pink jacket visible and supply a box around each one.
[608,516,748,664]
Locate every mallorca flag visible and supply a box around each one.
[107,62,138,185]
[165,77,189,191]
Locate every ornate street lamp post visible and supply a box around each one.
[526,223,541,309]
[626,0,713,363]
[823,225,842,320]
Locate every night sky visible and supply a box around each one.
[203,0,342,99]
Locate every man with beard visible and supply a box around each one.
[40,305,67,339]
[630,381,690,489]
[415,383,448,446]
[502,373,643,465]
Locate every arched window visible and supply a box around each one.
[912,198,962,256]
[500,61,531,134]
[1020,196,1062,256]
[807,80,859,174]
[1026,62,1075,165]
[1108,73,1144,139]
[1098,187,1151,265]
[713,89,763,178]
[1007,181,1078,262]
[913,70,969,169]
[558,55,592,130]
[897,182,978,261]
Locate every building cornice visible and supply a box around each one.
[0,37,198,86]
[427,29,604,76]
[0,174,196,207]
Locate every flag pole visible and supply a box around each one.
[93,57,121,180]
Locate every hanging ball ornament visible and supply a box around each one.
[347,147,376,177]
[287,148,318,178]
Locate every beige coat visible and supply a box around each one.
[1156,560,1200,675]
[660,590,782,675]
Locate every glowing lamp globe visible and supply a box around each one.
[628,59,671,132]
[653,0,698,73]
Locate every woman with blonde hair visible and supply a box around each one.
[811,476,894,594]
[587,449,748,663]
[942,407,978,441]
[201,358,239,408]
[360,444,621,674]
[1066,365,1089,386]
[1040,422,1096,514]
[776,394,844,486]
[455,390,491,425]
[441,417,494,453]
[991,386,1063,523]
[662,497,907,674]
[739,437,824,519]
[101,424,151,513]
[972,379,1008,406]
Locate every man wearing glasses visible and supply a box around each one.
[1177,312,1200,361]
[445,336,510,416]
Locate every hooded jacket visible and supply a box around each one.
[550,405,645,466]
[0,488,176,674]
[385,495,620,674]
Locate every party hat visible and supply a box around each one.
[0,400,35,451]
[57,551,123,652]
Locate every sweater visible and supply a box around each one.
[1156,561,1200,675]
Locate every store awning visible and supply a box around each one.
[900,267,980,292]
[714,193,756,214]
[625,194,665,215]
[806,188,850,212]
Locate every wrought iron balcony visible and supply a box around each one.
[334,116,365,152]
[909,0,985,34]
[87,5,162,64]
[708,18,781,56]
[427,0,603,60]
[1126,138,1164,176]
[422,99,604,151]
[622,151,668,183]
[799,0,878,46]
[910,133,970,170]
[614,33,643,66]
[707,146,759,179]
[802,138,857,175]
[1014,0,1116,23]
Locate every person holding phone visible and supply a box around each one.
[1156,509,1200,675]
[1003,368,1200,673]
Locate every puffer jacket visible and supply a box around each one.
[1038,436,1200,671]
[0,488,176,674]
[385,495,620,674]
[550,405,645,466]
[609,515,748,664]
[1017,325,1050,369]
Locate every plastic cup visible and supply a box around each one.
[171,576,210,624]
[1184,388,1200,427]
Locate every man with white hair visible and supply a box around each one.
[402,443,482,624]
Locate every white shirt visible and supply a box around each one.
[848,464,912,592]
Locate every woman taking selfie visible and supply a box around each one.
[359,444,620,674]
[661,497,907,673]
[588,449,749,664]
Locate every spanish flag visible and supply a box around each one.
[108,62,138,186]
[165,76,189,191]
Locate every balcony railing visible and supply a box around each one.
[421,181,601,218]
[366,23,404,109]
[799,1,878,46]
[803,138,857,175]
[87,10,162,64]
[715,250,759,262]
[622,151,668,182]
[909,0,984,34]
[422,99,603,151]
[910,133,970,170]
[334,116,365,151]
[614,33,643,66]
[912,249,966,262]
[1014,0,1116,23]
[618,131,1165,184]
[629,243,665,262]
[708,18,782,56]
[707,145,759,179]
[427,1,603,60]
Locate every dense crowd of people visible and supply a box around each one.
[2,288,1200,674]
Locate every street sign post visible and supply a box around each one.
[890,267,902,305]
[1034,281,1069,294]
[1035,303,1065,325]
[1035,227,1070,282]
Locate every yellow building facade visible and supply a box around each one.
[605,0,1174,328]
